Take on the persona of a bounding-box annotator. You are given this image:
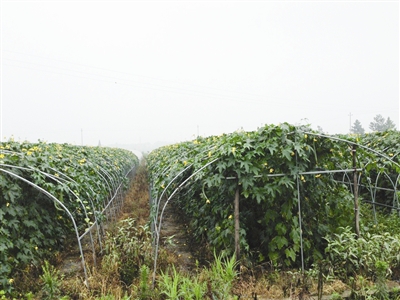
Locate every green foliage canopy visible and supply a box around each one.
[149,124,400,269]
[0,140,138,291]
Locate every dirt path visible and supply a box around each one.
[158,201,197,272]
[58,162,198,277]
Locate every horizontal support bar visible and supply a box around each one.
[225,168,363,180]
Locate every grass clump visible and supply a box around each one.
[157,251,239,299]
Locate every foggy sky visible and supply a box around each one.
[1,1,399,151]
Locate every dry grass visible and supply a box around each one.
[56,160,155,299]
[14,160,354,299]
[120,161,150,225]
[55,160,183,299]
[231,267,351,300]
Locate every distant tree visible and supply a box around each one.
[351,119,365,134]
[369,114,397,132]
[385,117,397,131]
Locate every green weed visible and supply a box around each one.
[39,260,65,300]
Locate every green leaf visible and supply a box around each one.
[282,148,293,161]
[275,223,287,235]
[272,235,288,250]
[22,219,38,229]
[278,176,295,189]
[285,248,296,262]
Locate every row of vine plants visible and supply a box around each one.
[147,123,400,270]
[0,139,138,292]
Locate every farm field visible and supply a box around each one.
[1,123,400,299]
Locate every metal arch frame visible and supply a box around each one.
[301,131,400,169]
[149,129,400,278]
[150,146,217,235]
[151,157,219,286]
[1,149,113,263]
[80,163,137,251]
[0,167,90,287]
[300,130,400,217]
[89,156,133,221]
[149,156,364,280]
[1,146,138,225]
[149,146,215,238]
[0,163,99,283]
[47,165,105,254]
[300,130,400,206]
[0,163,93,224]
[0,147,138,289]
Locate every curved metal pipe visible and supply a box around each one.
[0,167,90,288]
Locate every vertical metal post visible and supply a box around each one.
[234,184,240,264]
[296,173,305,273]
[295,133,304,273]
[352,144,360,238]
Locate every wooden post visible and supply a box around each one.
[352,144,360,238]
[234,185,240,264]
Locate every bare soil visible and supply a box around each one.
[158,202,197,272]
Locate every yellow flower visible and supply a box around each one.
[8,278,14,284]
[206,199,211,204]
[301,175,306,182]
[228,215,233,219]
[35,246,38,251]
[183,160,188,166]
[269,168,274,173]
[6,202,10,207]
[231,147,236,154]
[315,174,322,178]
[291,151,295,156]
[0,154,4,159]
[304,134,308,139]
[389,153,394,157]
[54,173,59,177]
[313,138,317,142]
[208,151,212,158]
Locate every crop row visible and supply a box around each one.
[0,139,138,290]
[148,123,400,269]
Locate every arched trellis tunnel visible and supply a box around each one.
[0,142,138,289]
[148,128,400,284]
